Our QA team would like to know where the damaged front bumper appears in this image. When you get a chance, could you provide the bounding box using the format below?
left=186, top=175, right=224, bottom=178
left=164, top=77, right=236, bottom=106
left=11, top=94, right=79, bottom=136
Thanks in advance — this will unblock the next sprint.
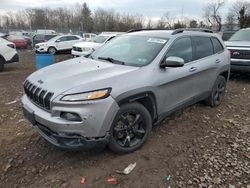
left=22, top=94, right=119, bottom=150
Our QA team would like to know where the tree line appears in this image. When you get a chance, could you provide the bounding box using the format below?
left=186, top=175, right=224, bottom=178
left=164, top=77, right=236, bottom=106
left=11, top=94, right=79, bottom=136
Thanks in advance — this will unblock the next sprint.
left=0, top=0, right=249, bottom=33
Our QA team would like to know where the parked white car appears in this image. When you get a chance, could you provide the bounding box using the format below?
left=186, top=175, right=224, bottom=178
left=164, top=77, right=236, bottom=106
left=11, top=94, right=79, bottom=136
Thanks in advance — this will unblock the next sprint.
left=35, top=29, right=57, bottom=35
left=0, top=37, right=19, bottom=71
left=71, top=32, right=123, bottom=57
left=35, top=35, right=82, bottom=54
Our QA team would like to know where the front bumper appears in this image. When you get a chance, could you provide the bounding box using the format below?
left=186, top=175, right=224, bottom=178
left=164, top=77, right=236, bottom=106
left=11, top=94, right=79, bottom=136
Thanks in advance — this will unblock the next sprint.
left=230, top=58, right=250, bottom=72
left=35, top=46, right=48, bottom=53
left=22, top=94, right=119, bottom=150
left=35, top=123, right=109, bottom=150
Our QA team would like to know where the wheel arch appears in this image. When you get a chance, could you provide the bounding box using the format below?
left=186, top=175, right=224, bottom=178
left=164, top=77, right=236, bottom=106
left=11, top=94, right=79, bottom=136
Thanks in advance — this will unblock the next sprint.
left=48, top=46, right=57, bottom=51
left=116, top=90, right=158, bottom=122
left=219, top=70, right=230, bottom=81
left=0, top=54, right=6, bottom=62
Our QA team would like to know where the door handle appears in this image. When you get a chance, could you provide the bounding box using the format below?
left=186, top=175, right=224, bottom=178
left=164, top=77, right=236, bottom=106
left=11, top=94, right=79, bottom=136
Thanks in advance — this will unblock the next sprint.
left=215, top=59, right=221, bottom=63
left=189, top=67, right=197, bottom=72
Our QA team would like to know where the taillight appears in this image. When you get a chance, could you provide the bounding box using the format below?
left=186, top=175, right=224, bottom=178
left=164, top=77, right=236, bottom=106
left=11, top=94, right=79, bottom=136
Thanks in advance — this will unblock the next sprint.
left=7, top=44, right=15, bottom=49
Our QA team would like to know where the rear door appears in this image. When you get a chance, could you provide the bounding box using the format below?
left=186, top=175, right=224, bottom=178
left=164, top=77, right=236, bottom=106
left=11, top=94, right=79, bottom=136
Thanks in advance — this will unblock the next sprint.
left=191, top=36, right=223, bottom=98
left=66, top=36, right=81, bottom=49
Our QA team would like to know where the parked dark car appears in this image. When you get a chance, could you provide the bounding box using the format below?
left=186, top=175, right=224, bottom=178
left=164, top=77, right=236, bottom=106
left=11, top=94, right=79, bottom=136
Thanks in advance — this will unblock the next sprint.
left=222, top=31, right=236, bottom=41
left=225, top=28, right=250, bottom=72
left=32, top=34, right=58, bottom=48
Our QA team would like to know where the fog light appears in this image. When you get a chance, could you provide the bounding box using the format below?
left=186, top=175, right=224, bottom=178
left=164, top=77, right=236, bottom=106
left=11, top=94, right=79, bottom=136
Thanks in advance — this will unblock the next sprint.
left=61, top=112, right=82, bottom=122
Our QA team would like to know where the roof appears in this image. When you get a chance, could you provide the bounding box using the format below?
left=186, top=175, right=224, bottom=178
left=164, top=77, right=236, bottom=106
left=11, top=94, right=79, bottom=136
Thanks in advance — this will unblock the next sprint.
left=126, top=29, right=218, bottom=39
left=241, top=27, right=250, bottom=30
left=100, top=32, right=125, bottom=37
left=127, top=30, right=173, bottom=39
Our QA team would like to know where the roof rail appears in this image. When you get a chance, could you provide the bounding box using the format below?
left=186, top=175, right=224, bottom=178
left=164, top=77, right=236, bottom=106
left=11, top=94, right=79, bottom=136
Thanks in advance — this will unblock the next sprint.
left=127, top=28, right=164, bottom=33
left=172, top=28, right=213, bottom=35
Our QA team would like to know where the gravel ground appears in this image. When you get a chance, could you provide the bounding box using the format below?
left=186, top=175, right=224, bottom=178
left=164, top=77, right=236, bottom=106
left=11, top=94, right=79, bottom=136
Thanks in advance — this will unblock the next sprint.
left=0, top=51, right=249, bottom=188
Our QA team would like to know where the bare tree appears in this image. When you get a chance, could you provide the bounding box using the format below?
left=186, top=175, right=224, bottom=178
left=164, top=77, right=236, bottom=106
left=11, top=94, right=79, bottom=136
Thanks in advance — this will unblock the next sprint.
left=230, top=0, right=250, bottom=19
left=157, top=12, right=175, bottom=29
left=189, top=20, right=198, bottom=28
left=203, top=0, right=225, bottom=31
left=225, top=12, right=235, bottom=30
left=230, top=0, right=250, bottom=28
left=146, top=18, right=153, bottom=29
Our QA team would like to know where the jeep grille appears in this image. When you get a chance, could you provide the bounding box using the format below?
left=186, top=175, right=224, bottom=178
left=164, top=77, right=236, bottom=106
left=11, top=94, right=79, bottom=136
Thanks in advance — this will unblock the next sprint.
left=23, top=80, right=54, bottom=111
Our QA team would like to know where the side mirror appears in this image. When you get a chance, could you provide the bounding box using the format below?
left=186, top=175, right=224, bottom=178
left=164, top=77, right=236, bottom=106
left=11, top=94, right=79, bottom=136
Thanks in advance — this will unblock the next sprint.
left=55, top=39, right=61, bottom=42
left=160, top=56, right=185, bottom=68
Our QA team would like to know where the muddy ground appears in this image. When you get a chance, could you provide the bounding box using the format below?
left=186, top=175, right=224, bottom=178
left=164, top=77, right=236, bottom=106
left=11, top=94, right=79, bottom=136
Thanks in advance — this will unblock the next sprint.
left=0, top=51, right=249, bottom=188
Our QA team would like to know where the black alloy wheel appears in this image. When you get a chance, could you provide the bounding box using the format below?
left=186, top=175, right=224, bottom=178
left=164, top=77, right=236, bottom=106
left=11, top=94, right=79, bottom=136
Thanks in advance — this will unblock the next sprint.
left=109, top=102, right=152, bottom=154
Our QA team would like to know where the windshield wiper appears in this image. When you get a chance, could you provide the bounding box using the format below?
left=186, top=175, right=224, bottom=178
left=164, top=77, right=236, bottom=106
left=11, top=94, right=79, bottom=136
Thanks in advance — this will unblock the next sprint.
left=98, top=57, right=125, bottom=65
left=85, top=54, right=93, bottom=59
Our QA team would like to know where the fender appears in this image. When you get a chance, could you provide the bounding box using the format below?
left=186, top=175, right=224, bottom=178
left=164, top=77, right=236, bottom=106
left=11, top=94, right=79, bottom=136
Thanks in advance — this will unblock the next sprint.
left=114, top=87, right=158, bottom=122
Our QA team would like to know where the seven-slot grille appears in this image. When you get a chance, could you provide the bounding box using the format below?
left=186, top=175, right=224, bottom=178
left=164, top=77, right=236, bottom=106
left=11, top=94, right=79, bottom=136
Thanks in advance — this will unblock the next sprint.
left=230, top=49, right=250, bottom=60
left=23, top=80, right=54, bottom=110
left=72, top=46, right=82, bottom=52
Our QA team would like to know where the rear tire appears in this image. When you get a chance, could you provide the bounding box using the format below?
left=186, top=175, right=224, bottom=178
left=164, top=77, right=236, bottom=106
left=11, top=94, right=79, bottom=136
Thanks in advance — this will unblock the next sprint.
left=205, top=75, right=227, bottom=107
left=48, top=47, right=56, bottom=55
left=0, top=57, right=5, bottom=72
left=108, top=102, right=152, bottom=154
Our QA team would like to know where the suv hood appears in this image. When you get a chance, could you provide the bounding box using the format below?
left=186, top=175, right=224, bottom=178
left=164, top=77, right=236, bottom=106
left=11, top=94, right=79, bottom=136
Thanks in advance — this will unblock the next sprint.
left=225, top=41, right=250, bottom=47
left=73, top=42, right=102, bottom=49
left=26, top=57, right=139, bottom=96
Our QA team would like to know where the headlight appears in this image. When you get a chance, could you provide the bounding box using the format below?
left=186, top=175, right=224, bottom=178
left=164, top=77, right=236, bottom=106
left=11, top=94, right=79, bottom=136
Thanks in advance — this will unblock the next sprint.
left=61, top=88, right=111, bottom=102
left=82, top=47, right=92, bottom=52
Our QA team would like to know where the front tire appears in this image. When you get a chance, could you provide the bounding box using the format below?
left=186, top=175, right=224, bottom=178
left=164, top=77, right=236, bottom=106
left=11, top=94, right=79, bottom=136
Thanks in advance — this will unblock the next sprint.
left=108, top=102, right=152, bottom=154
left=48, top=47, right=56, bottom=55
left=205, top=75, right=227, bottom=107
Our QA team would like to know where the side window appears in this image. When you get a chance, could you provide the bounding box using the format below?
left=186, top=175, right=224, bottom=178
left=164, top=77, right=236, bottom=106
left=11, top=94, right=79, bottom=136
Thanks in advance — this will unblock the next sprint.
left=193, top=37, right=213, bottom=60
left=67, top=36, right=79, bottom=41
left=211, top=37, right=224, bottom=53
left=85, top=34, right=90, bottom=38
left=166, top=37, right=193, bottom=63
left=59, top=36, right=68, bottom=42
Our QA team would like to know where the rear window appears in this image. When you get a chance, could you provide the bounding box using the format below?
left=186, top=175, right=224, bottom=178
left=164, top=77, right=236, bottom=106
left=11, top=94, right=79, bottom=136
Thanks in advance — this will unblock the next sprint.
left=193, top=37, right=213, bottom=60
left=34, top=35, right=44, bottom=40
left=85, top=34, right=90, bottom=38
left=211, top=38, right=224, bottom=53
left=45, top=35, right=57, bottom=40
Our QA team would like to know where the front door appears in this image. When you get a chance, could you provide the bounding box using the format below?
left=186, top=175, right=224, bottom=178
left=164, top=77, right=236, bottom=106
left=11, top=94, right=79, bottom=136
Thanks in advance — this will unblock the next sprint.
left=156, top=37, right=197, bottom=115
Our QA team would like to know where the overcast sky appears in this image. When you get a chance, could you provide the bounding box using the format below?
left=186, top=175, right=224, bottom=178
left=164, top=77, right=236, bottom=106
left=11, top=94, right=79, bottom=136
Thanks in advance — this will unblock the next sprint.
left=0, top=0, right=238, bottom=20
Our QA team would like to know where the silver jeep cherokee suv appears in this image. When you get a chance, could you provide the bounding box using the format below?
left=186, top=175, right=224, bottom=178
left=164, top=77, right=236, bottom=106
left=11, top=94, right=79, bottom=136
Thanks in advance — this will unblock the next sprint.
left=22, top=29, right=230, bottom=154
